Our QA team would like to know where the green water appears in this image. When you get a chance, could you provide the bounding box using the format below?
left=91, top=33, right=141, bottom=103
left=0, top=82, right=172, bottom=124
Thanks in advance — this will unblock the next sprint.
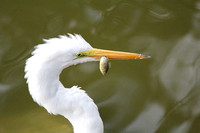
left=1, top=0, right=200, bottom=133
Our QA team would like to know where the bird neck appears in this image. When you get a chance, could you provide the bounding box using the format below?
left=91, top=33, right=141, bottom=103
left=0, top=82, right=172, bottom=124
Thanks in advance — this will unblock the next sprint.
left=27, top=60, right=62, bottom=107
left=26, top=59, right=104, bottom=133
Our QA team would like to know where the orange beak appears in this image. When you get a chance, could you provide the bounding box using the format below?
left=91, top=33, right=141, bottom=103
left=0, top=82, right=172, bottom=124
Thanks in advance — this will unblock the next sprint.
left=79, top=48, right=150, bottom=60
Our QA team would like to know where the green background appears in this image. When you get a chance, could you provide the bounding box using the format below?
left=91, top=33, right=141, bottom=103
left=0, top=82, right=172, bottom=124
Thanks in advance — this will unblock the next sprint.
left=0, top=0, right=200, bottom=133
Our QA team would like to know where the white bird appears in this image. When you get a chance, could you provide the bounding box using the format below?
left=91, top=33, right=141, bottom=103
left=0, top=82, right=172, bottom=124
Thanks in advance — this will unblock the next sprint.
left=24, top=34, right=150, bottom=133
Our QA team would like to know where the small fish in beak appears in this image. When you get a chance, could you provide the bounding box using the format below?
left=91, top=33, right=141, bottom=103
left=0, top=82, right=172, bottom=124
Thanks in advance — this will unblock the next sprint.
left=99, top=56, right=110, bottom=75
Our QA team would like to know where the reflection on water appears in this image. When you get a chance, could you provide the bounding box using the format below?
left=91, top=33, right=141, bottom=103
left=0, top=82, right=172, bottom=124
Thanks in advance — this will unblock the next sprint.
left=158, top=34, right=199, bottom=100
left=125, top=104, right=164, bottom=133
left=1, top=0, right=200, bottom=133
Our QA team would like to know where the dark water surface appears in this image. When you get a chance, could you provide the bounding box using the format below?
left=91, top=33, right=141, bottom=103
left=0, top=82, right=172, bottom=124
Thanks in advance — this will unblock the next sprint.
left=1, top=0, right=200, bottom=133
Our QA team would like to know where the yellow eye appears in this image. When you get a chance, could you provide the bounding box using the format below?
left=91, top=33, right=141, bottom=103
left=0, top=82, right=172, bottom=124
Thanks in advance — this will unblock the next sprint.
left=76, top=53, right=86, bottom=57
left=77, top=53, right=81, bottom=57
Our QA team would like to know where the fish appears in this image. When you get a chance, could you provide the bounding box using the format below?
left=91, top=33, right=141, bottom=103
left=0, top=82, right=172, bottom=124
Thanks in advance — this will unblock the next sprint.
left=99, top=56, right=110, bottom=75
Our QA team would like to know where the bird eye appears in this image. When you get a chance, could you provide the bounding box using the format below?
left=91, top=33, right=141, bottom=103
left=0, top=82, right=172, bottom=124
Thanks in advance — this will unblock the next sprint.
left=77, top=53, right=81, bottom=57
left=76, top=53, right=85, bottom=57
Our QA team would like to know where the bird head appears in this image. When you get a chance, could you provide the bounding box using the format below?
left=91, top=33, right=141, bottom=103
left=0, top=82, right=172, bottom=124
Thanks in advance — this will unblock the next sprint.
left=29, top=34, right=150, bottom=71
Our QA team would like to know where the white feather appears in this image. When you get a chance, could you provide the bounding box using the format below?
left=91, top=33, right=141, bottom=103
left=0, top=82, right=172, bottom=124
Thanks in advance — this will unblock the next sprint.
left=24, top=34, right=103, bottom=133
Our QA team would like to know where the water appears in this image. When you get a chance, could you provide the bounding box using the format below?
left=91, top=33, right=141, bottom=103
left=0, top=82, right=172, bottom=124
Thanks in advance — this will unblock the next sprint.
left=0, top=0, right=200, bottom=133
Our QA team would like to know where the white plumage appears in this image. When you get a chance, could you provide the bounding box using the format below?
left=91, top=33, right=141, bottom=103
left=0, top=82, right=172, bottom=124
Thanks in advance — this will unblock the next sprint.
left=25, top=34, right=103, bottom=133
left=24, top=33, right=150, bottom=133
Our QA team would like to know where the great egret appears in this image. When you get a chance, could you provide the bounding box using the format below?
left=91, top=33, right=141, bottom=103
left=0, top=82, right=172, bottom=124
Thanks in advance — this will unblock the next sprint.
left=24, top=34, right=150, bottom=133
